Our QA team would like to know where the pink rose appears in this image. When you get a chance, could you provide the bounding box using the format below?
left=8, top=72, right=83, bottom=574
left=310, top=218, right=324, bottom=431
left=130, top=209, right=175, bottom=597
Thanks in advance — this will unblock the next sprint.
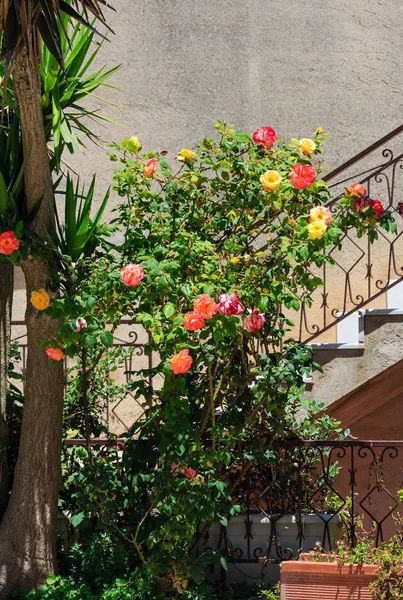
left=252, top=127, right=277, bottom=150
left=120, top=264, right=144, bottom=287
left=242, top=309, right=265, bottom=333
left=290, top=163, right=316, bottom=190
left=218, top=292, right=244, bottom=316
left=75, top=317, right=88, bottom=332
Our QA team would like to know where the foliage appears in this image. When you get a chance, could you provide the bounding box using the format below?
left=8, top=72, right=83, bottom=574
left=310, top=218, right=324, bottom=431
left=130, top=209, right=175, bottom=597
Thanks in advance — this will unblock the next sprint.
left=32, top=122, right=396, bottom=595
left=51, top=174, right=111, bottom=268
left=258, top=584, right=280, bottom=600
left=39, top=15, right=121, bottom=170
left=0, top=0, right=111, bottom=74
left=0, top=14, right=121, bottom=172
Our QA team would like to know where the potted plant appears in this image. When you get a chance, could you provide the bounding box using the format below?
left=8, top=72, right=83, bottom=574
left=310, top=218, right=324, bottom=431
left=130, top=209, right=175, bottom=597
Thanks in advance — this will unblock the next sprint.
left=280, top=534, right=403, bottom=600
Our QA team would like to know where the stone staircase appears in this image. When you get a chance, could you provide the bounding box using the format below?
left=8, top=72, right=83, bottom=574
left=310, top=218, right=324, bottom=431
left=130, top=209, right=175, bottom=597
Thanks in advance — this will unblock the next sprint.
left=305, top=306, right=403, bottom=413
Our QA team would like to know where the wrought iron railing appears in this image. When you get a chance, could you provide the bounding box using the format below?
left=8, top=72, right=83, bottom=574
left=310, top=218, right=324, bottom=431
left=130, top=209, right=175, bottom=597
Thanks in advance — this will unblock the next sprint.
left=194, top=439, right=403, bottom=580
left=297, top=125, right=403, bottom=342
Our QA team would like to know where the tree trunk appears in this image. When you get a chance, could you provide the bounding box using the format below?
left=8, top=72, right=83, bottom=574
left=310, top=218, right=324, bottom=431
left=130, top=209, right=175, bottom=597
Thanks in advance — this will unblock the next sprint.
left=0, top=262, right=13, bottom=518
left=0, top=47, right=64, bottom=596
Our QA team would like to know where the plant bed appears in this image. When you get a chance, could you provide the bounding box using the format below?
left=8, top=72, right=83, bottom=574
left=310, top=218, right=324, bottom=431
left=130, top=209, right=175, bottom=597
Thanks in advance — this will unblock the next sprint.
left=280, top=553, right=379, bottom=600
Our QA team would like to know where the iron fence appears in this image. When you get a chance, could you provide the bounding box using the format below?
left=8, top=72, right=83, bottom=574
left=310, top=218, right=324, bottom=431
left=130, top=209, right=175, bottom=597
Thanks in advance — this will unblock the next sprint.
left=195, top=440, right=403, bottom=571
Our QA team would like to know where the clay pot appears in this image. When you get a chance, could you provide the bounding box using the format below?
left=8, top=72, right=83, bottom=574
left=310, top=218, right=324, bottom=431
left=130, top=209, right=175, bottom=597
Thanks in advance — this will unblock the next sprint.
left=280, top=553, right=379, bottom=600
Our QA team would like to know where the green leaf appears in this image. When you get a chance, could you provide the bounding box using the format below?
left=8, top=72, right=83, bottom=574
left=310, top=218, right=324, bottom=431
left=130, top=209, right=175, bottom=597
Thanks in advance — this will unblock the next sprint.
left=86, top=296, right=96, bottom=309
left=0, top=171, right=9, bottom=218
left=220, top=556, right=228, bottom=571
left=70, top=512, right=86, bottom=528
left=163, top=303, right=176, bottom=319
left=100, top=330, right=113, bottom=347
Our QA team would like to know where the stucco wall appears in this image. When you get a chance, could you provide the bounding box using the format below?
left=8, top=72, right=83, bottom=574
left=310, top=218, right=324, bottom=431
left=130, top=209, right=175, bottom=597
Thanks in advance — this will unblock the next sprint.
left=67, top=0, right=403, bottom=195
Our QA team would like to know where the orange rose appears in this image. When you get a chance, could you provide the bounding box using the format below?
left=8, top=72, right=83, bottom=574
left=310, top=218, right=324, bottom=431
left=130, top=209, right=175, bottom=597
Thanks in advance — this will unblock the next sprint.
left=193, top=294, right=219, bottom=319
left=144, top=158, right=158, bottom=178
left=170, top=349, right=193, bottom=374
left=183, top=311, right=205, bottom=331
left=0, top=231, right=20, bottom=256
left=345, top=182, right=366, bottom=198
left=46, top=345, right=65, bottom=361
left=290, top=164, right=316, bottom=190
left=30, top=289, right=50, bottom=311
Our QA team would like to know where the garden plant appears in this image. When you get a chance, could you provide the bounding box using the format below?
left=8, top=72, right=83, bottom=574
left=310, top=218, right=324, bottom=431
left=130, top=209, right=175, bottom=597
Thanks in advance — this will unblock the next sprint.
left=2, top=123, right=393, bottom=597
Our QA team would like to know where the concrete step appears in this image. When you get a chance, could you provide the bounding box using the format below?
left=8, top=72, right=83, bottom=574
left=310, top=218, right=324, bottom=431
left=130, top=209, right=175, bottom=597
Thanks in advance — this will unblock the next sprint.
left=305, top=309, right=403, bottom=411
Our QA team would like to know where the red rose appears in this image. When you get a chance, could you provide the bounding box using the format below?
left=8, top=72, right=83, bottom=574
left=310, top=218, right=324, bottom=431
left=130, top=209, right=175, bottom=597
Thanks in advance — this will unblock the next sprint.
left=0, top=231, right=20, bottom=256
left=183, top=467, right=198, bottom=482
left=371, top=199, right=384, bottom=218
left=290, top=163, right=316, bottom=190
left=183, top=311, right=205, bottom=331
left=252, top=127, right=277, bottom=150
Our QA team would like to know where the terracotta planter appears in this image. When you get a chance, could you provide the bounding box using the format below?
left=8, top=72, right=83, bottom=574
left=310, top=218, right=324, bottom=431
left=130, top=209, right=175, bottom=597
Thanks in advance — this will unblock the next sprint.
left=280, top=553, right=379, bottom=600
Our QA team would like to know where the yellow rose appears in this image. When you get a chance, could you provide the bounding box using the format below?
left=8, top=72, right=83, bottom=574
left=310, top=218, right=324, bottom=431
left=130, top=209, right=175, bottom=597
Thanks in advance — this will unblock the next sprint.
left=260, top=170, right=282, bottom=191
left=230, top=257, right=239, bottom=264
left=178, top=148, right=196, bottom=161
left=308, top=220, right=327, bottom=240
left=298, top=138, right=316, bottom=156
left=129, top=136, right=141, bottom=152
left=316, top=127, right=324, bottom=134
left=30, top=289, right=50, bottom=311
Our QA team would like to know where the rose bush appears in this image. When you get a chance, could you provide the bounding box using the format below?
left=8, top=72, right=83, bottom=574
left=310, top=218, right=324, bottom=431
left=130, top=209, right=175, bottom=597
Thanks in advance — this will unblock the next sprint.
left=39, top=122, right=395, bottom=595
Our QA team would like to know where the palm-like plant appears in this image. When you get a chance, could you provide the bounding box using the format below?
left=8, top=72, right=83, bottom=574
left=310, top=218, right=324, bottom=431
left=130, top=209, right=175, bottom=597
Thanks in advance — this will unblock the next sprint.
left=0, top=1, right=116, bottom=596
left=1, top=0, right=113, bottom=71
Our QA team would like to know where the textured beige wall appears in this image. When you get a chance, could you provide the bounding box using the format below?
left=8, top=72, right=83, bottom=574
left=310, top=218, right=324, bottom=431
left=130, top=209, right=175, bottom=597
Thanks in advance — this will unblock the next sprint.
left=66, top=0, right=403, bottom=198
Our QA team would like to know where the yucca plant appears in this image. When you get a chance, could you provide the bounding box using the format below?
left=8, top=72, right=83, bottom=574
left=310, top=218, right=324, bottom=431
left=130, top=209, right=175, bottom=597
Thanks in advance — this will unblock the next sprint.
left=52, top=174, right=110, bottom=261
left=1, top=0, right=112, bottom=72
left=0, top=111, right=25, bottom=229
left=1, top=15, right=121, bottom=172
left=0, top=1, right=116, bottom=594
left=40, top=13, right=121, bottom=170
